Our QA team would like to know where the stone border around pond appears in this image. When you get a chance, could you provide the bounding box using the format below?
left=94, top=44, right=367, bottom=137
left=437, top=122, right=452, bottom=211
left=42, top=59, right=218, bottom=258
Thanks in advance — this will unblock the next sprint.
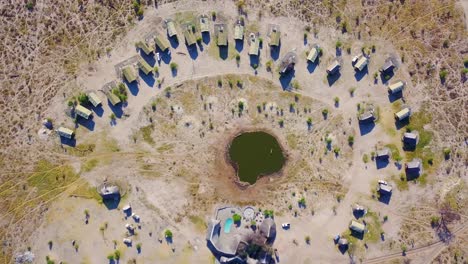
left=224, top=126, right=289, bottom=189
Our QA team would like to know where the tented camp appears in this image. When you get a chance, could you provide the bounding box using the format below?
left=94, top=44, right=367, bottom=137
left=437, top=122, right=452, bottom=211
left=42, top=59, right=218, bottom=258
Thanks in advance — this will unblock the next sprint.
left=248, top=33, right=260, bottom=56
left=217, top=25, right=228, bottom=46
left=349, top=220, right=365, bottom=234
left=358, top=110, right=375, bottom=123
left=138, top=59, right=153, bottom=75
left=279, top=52, right=297, bottom=74
left=270, top=27, right=280, bottom=47
left=234, top=22, right=244, bottom=40
left=136, top=41, right=154, bottom=55
left=166, top=20, right=177, bottom=38
left=326, top=60, right=341, bottom=75
left=200, top=16, right=210, bottom=33
left=75, top=105, right=92, bottom=119
left=122, top=66, right=137, bottom=83
left=155, top=35, right=170, bottom=52
left=379, top=183, right=393, bottom=194
left=394, top=107, right=411, bottom=121
left=88, top=92, right=102, bottom=107
left=405, top=159, right=422, bottom=176
left=107, top=92, right=121, bottom=106
left=354, top=56, right=369, bottom=71
left=307, top=45, right=319, bottom=63
left=380, top=59, right=395, bottom=73
left=183, top=25, right=196, bottom=46
left=388, top=81, right=405, bottom=94
left=403, top=132, right=419, bottom=146
left=376, top=148, right=390, bottom=160
left=57, top=127, right=74, bottom=139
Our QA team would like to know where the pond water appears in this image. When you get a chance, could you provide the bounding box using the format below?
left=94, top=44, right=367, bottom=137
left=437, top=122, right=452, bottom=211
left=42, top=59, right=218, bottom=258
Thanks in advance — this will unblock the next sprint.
left=228, top=131, right=285, bottom=184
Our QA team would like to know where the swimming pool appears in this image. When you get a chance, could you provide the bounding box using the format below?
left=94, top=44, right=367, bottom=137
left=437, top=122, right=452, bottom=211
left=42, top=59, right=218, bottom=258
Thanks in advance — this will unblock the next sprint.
left=224, top=218, right=233, bottom=233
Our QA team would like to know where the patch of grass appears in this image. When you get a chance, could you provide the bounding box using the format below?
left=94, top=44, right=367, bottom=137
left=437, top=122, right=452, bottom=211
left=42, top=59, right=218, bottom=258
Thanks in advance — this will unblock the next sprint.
left=82, top=159, right=99, bottom=172
left=157, top=143, right=174, bottom=153
left=189, top=215, right=207, bottom=232
left=69, top=143, right=96, bottom=157
left=140, top=125, right=155, bottom=145
left=70, top=182, right=102, bottom=202
left=391, top=174, right=408, bottom=191
left=385, top=144, right=402, bottom=161
left=28, top=160, right=80, bottom=198
left=364, top=211, right=383, bottom=243
left=286, top=134, right=298, bottom=149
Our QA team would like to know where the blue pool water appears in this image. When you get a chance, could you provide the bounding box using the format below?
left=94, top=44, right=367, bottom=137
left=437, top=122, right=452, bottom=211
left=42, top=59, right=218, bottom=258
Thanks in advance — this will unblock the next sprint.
left=224, top=218, right=233, bottom=233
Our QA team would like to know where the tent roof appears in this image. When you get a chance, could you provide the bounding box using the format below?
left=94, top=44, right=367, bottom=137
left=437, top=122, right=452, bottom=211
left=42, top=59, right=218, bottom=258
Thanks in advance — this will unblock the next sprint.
left=123, top=66, right=137, bottom=83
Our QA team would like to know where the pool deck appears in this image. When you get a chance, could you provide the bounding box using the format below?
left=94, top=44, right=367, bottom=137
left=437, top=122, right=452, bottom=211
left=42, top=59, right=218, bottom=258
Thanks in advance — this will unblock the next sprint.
left=207, top=205, right=267, bottom=259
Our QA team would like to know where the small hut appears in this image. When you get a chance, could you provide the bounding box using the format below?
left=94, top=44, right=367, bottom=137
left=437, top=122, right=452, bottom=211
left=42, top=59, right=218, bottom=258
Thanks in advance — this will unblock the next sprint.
left=57, top=127, right=74, bottom=139
left=88, top=92, right=102, bottom=107
left=98, top=183, right=120, bottom=201
left=234, top=21, right=244, bottom=40
left=307, top=45, right=319, bottom=63
left=166, top=20, right=177, bottom=38
left=248, top=33, right=260, bottom=56
left=326, top=60, right=341, bottom=75
left=155, top=35, right=170, bottom=52
left=376, top=148, right=391, bottom=160
left=394, top=107, right=411, bottom=121
left=75, top=105, right=92, bottom=119
left=122, top=66, right=137, bottom=83
left=388, top=80, right=405, bottom=94
left=269, top=27, right=280, bottom=47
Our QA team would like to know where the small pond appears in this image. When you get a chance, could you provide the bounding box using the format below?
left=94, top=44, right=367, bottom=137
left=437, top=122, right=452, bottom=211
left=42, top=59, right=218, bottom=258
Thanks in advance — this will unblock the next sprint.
left=228, top=131, right=285, bottom=184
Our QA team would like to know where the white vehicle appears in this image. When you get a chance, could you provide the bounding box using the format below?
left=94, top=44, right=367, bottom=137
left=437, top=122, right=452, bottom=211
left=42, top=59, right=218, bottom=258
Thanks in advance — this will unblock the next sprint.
left=125, top=223, right=135, bottom=231
left=281, top=223, right=290, bottom=229
left=122, top=205, right=131, bottom=212
left=123, top=238, right=132, bottom=244
left=156, top=52, right=161, bottom=62
left=378, top=180, right=388, bottom=186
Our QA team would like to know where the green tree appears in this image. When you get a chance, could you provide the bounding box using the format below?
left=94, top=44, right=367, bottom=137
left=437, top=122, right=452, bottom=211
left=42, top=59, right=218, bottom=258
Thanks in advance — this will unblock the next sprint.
left=165, top=229, right=173, bottom=239
left=233, top=214, right=242, bottom=223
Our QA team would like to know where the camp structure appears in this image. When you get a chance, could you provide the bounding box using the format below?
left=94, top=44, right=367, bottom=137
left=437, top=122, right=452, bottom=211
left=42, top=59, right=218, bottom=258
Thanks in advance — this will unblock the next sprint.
left=279, top=51, right=297, bottom=74
left=122, top=66, right=137, bottom=83
left=103, top=81, right=121, bottom=106
left=403, top=131, right=419, bottom=146
left=88, top=92, right=102, bottom=107
left=154, top=35, right=170, bottom=52
left=137, top=58, right=153, bottom=75
left=405, top=158, right=422, bottom=176
left=378, top=183, right=393, bottom=194
left=307, top=45, right=319, bottom=63
left=182, top=24, right=196, bottom=46
left=98, top=182, right=120, bottom=201
left=349, top=220, right=365, bottom=234
left=234, top=21, right=244, bottom=40
left=269, top=26, right=280, bottom=47
left=200, top=16, right=210, bottom=33
left=136, top=40, right=154, bottom=55
left=326, top=60, right=341, bottom=75
left=358, top=110, right=375, bottom=123
left=388, top=80, right=406, bottom=94
left=394, top=107, right=411, bottom=121
left=376, top=148, right=390, bottom=160
left=380, top=59, right=395, bottom=73
left=248, top=33, right=260, bottom=56
left=75, top=105, right=92, bottom=119
left=354, top=55, right=369, bottom=71
left=57, top=127, right=74, bottom=139
left=165, top=19, right=177, bottom=38
left=216, top=24, right=228, bottom=46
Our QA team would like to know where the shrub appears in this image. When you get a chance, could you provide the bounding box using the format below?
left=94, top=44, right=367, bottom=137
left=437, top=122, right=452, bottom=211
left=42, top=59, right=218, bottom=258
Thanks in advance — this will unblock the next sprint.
left=430, top=216, right=440, bottom=227
left=333, top=147, right=340, bottom=154
left=211, top=11, right=216, bottom=20
left=464, top=58, right=468, bottom=67
left=170, top=62, right=178, bottom=71
left=334, top=97, right=339, bottom=104
left=362, top=154, right=369, bottom=163
left=109, top=113, right=116, bottom=120
left=114, top=250, right=121, bottom=260
left=443, top=148, right=451, bottom=159
left=217, top=79, right=222, bottom=86
left=322, top=108, right=329, bottom=116
left=305, top=236, right=311, bottom=244
left=305, top=25, right=311, bottom=32
left=232, top=214, right=241, bottom=223
left=349, top=87, right=356, bottom=96
left=264, top=210, right=274, bottom=218
left=443, top=39, right=449, bottom=48
left=235, top=54, right=241, bottom=61
left=439, top=69, right=448, bottom=80
left=266, top=60, right=272, bottom=71
left=298, top=197, right=306, bottom=206
left=153, top=66, right=159, bottom=73
left=278, top=119, right=284, bottom=127
left=303, top=32, right=308, bottom=39
left=307, top=118, right=312, bottom=126
left=325, top=137, right=332, bottom=145
left=77, top=93, right=89, bottom=105
left=107, top=254, right=115, bottom=260
left=238, top=101, right=244, bottom=111
left=347, top=135, right=354, bottom=146
left=136, top=243, right=142, bottom=251
left=26, top=1, right=34, bottom=10
left=165, top=229, right=173, bottom=239
left=335, top=40, right=342, bottom=49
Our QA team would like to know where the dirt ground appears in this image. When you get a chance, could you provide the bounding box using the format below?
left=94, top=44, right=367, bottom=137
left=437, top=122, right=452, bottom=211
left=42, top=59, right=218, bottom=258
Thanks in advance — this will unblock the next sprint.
left=3, top=1, right=467, bottom=264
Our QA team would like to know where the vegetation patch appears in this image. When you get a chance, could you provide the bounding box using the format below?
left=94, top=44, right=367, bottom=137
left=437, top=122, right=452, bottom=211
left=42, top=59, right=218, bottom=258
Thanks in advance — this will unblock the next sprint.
left=140, top=125, right=155, bottom=145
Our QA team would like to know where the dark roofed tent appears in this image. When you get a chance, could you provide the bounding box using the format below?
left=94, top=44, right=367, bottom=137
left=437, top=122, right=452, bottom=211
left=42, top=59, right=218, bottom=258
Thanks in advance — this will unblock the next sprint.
left=358, top=111, right=375, bottom=123
left=376, top=148, right=390, bottom=159
left=403, top=132, right=419, bottom=145
left=107, top=92, right=121, bottom=106
left=380, top=60, right=395, bottom=73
